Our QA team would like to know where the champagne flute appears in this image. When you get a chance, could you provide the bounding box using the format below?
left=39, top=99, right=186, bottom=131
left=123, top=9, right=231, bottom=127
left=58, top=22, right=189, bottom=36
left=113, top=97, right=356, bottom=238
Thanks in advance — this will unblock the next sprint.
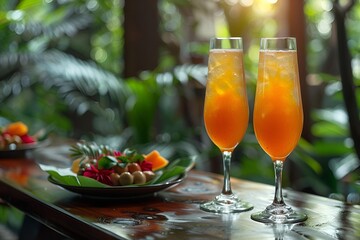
left=251, top=37, right=307, bottom=223
left=200, top=37, right=253, bottom=213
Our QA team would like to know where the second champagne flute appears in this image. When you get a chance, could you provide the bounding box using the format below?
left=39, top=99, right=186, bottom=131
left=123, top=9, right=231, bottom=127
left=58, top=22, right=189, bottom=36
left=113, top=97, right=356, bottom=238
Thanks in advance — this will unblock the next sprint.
left=251, top=37, right=307, bottom=223
left=200, top=37, right=253, bottom=213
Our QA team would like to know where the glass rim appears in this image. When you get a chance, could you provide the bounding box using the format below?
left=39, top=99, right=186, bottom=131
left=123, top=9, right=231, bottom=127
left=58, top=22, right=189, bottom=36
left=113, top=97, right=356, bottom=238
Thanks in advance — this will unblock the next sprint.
left=260, top=37, right=296, bottom=41
left=260, top=37, right=297, bottom=50
left=211, top=37, right=243, bottom=40
left=210, top=37, right=243, bottom=50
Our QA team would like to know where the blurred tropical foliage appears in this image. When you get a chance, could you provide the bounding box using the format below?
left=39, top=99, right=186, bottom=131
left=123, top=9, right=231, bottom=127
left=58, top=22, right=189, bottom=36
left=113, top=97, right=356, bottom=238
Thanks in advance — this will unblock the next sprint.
left=0, top=0, right=359, bottom=206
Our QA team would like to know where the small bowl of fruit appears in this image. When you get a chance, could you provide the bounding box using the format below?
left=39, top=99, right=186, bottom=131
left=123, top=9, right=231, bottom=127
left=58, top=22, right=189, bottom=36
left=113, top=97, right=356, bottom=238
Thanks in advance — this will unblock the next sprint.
left=0, top=121, right=47, bottom=158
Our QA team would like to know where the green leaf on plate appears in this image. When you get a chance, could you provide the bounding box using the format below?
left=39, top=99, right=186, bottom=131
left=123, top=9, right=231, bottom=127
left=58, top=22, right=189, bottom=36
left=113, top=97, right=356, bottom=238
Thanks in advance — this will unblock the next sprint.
left=98, top=155, right=118, bottom=169
left=152, top=166, right=186, bottom=184
left=46, top=170, right=108, bottom=187
left=165, top=156, right=196, bottom=172
left=117, top=148, right=145, bottom=163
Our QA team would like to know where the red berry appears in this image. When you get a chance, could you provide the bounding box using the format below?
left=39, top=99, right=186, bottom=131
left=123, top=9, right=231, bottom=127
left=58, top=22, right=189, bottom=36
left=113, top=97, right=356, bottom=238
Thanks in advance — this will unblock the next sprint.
left=20, top=134, right=36, bottom=144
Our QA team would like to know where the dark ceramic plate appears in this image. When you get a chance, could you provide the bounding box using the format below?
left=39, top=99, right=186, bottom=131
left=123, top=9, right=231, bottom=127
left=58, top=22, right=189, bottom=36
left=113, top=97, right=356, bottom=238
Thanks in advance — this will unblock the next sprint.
left=0, top=139, right=50, bottom=158
left=48, top=174, right=186, bottom=199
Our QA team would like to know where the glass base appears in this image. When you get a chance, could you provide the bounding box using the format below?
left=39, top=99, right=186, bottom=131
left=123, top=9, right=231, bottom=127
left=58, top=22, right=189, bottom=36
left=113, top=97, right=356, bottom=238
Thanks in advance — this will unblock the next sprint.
left=251, top=203, right=307, bottom=224
left=200, top=193, right=253, bottom=213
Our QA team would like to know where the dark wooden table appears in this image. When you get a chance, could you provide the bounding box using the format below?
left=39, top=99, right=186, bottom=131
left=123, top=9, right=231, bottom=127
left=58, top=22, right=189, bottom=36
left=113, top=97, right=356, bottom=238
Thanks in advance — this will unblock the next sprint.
left=0, top=143, right=359, bottom=240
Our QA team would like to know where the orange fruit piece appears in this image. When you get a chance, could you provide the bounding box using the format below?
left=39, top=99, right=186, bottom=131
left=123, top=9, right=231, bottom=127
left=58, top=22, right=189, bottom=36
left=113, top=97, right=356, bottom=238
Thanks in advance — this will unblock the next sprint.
left=144, top=150, right=169, bottom=171
left=5, top=122, right=28, bottom=136
left=71, top=158, right=81, bottom=174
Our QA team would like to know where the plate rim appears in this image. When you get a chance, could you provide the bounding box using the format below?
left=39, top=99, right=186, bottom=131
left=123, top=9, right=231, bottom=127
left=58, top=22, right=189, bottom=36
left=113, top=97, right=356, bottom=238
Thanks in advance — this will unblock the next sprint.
left=0, top=138, right=50, bottom=151
left=47, top=173, right=186, bottom=198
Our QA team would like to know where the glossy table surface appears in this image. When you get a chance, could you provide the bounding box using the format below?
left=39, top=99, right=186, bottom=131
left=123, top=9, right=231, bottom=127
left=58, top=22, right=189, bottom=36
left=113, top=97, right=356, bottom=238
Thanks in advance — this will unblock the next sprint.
left=0, top=143, right=359, bottom=240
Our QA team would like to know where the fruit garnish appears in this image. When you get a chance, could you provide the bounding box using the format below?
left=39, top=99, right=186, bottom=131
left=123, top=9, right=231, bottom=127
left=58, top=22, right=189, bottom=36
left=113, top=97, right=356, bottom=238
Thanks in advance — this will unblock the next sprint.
left=71, top=158, right=82, bottom=174
left=0, top=121, right=39, bottom=149
left=20, top=134, right=36, bottom=144
left=4, top=122, right=28, bottom=136
left=69, top=141, right=115, bottom=161
left=144, top=150, right=169, bottom=171
left=69, top=141, right=169, bottom=186
left=83, top=164, right=114, bottom=186
left=139, top=161, right=152, bottom=171
left=41, top=155, right=195, bottom=189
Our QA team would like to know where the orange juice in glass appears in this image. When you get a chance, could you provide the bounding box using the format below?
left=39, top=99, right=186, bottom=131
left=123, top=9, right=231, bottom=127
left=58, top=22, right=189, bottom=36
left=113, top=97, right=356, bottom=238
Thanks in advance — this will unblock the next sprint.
left=254, top=50, right=303, bottom=161
left=204, top=50, right=249, bottom=152
left=251, top=37, right=307, bottom=223
left=200, top=37, right=253, bottom=213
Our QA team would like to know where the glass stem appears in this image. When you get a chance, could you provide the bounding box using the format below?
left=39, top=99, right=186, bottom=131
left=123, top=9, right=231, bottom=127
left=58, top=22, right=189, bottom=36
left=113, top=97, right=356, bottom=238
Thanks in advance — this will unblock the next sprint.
left=221, top=151, right=233, bottom=195
left=272, top=160, right=285, bottom=205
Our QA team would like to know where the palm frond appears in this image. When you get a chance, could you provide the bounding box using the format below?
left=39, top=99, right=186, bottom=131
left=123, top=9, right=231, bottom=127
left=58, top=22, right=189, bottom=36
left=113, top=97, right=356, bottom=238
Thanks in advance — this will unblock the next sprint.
left=33, top=50, right=128, bottom=115
left=23, top=10, right=92, bottom=40
left=69, top=141, right=115, bottom=160
left=0, top=49, right=129, bottom=136
left=4, top=0, right=93, bottom=41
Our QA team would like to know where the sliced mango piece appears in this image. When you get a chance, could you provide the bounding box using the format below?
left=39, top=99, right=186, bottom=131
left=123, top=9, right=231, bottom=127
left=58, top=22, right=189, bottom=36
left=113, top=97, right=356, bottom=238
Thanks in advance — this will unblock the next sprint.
left=144, top=150, right=169, bottom=171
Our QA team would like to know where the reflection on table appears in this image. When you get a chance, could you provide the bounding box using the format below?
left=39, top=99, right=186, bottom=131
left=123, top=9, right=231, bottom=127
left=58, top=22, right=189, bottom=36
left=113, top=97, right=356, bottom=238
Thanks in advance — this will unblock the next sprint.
left=0, top=143, right=359, bottom=239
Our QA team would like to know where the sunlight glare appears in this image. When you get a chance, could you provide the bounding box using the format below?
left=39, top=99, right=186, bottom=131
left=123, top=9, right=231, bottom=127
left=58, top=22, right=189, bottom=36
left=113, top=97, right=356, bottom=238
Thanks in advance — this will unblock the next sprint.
left=86, top=0, right=99, bottom=11
left=253, top=0, right=278, bottom=15
left=317, top=19, right=331, bottom=36
left=352, top=57, right=360, bottom=79
left=266, top=0, right=278, bottom=4
left=225, top=0, right=238, bottom=6
left=6, top=10, right=24, bottom=21
left=93, top=48, right=108, bottom=63
left=320, top=0, right=333, bottom=11
left=240, top=0, right=254, bottom=7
